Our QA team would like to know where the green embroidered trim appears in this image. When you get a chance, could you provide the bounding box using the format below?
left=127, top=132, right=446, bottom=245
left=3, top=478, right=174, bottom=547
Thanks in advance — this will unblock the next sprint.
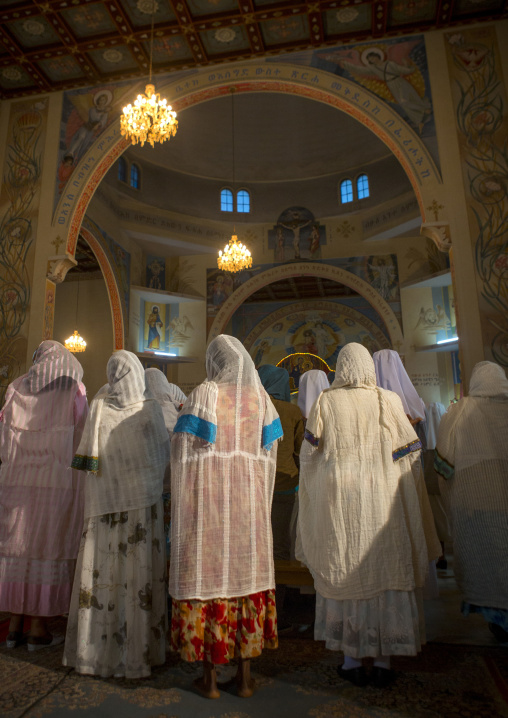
left=434, top=448, right=454, bottom=480
left=72, top=454, right=99, bottom=472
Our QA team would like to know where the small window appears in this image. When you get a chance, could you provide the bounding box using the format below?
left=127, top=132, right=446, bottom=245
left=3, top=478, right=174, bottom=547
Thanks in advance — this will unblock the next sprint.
left=118, top=156, right=127, bottom=183
left=237, top=189, right=250, bottom=213
left=357, top=173, right=370, bottom=199
left=130, top=162, right=140, bottom=189
left=221, top=188, right=233, bottom=212
left=340, top=178, right=353, bottom=204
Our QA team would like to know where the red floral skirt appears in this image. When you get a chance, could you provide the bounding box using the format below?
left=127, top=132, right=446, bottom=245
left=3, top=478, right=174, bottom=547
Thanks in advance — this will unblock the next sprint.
left=171, top=589, right=278, bottom=664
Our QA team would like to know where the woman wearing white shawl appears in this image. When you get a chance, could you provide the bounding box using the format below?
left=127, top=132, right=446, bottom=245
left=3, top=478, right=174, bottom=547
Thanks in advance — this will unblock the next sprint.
left=297, top=343, right=440, bottom=687
left=434, top=361, right=508, bottom=642
left=0, top=341, right=88, bottom=649
left=170, top=335, right=282, bottom=699
left=63, top=351, right=170, bottom=678
left=373, top=349, right=426, bottom=423
left=145, top=368, right=187, bottom=559
left=298, top=369, right=330, bottom=419
left=424, top=402, right=451, bottom=566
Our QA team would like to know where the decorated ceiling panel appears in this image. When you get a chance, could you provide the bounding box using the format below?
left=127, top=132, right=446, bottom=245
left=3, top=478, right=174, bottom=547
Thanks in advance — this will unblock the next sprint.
left=0, top=0, right=505, bottom=99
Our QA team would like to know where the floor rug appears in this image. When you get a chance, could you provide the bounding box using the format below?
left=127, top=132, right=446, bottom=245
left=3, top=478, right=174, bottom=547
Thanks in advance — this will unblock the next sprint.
left=1, top=617, right=507, bottom=718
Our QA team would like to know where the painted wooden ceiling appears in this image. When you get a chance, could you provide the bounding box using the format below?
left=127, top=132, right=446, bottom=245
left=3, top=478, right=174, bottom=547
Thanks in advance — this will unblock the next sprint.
left=0, top=0, right=506, bottom=99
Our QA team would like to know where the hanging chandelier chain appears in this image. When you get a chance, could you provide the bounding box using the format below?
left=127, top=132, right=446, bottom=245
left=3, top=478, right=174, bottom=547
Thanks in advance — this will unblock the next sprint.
left=149, top=0, right=155, bottom=85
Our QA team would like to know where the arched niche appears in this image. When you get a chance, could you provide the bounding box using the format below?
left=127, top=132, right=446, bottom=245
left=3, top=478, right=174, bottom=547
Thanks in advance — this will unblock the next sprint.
left=208, top=262, right=404, bottom=349
left=50, top=62, right=442, bottom=259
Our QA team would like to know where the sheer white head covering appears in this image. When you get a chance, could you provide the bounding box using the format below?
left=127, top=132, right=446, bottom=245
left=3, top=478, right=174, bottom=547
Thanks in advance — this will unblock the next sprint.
left=28, top=340, right=83, bottom=393
left=145, top=368, right=186, bottom=433
left=73, top=351, right=147, bottom=474
left=175, top=334, right=282, bottom=449
left=298, top=369, right=329, bottom=418
left=425, top=402, right=446, bottom=450
left=469, top=361, right=508, bottom=399
left=373, top=349, right=426, bottom=420
left=73, top=350, right=170, bottom=516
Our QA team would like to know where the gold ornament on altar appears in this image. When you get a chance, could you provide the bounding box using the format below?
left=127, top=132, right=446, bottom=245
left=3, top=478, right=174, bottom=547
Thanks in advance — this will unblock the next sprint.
left=217, top=234, right=252, bottom=273
left=65, top=329, right=86, bottom=353
left=120, top=1, right=178, bottom=147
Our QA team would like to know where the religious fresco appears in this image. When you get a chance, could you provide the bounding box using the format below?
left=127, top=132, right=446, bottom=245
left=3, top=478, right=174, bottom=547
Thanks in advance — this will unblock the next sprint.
left=308, top=34, right=439, bottom=167
left=144, top=302, right=166, bottom=351
left=239, top=299, right=391, bottom=371
left=277, top=353, right=333, bottom=394
left=207, top=254, right=401, bottom=325
left=445, top=25, right=508, bottom=367
left=268, top=207, right=326, bottom=262
left=0, top=97, right=49, bottom=405
left=146, top=255, right=166, bottom=291
left=54, top=81, right=135, bottom=207
left=413, top=286, right=456, bottom=343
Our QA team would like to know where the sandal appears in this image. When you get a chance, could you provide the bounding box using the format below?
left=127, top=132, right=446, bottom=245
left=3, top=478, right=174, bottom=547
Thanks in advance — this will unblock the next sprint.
left=6, top=631, right=25, bottom=649
left=27, top=633, right=65, bottom=652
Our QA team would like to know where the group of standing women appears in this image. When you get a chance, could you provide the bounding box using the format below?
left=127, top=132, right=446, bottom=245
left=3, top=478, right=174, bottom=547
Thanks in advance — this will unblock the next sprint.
left=0, top=336, right=506, bottom=699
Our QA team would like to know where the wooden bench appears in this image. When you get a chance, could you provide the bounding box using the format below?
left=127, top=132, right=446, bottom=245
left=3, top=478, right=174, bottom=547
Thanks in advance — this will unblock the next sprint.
left=274, top=560, right=314, bottom=586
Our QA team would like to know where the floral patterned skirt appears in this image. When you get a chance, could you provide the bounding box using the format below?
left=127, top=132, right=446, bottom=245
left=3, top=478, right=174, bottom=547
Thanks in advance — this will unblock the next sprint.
left=171, top=589, right=278, bottom=664
left=63, top=500, right=167, bottom=679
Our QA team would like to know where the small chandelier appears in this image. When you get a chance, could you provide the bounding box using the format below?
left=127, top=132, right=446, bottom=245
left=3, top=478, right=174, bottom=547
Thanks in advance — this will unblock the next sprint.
left=217, top=89, right=252, bottom=273
left=218, top=234, right=252, bottom=273
left=120, top=2, right=178, bottom=147
left=64, top=277, right=86, bottom=353
left=65, top=330, right=87, bottom=353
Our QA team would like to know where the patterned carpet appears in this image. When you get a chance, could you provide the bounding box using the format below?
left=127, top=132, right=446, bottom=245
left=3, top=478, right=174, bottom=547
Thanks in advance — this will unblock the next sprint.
left=1, top=617, right=507, bottom=718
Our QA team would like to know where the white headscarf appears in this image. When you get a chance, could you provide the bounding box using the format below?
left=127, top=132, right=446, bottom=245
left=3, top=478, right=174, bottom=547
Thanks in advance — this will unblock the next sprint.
left=373, top=349, right=426, bottom=421
left=469, top=361, right=508, bottom=399
left=298, top=369, right=329, bottom=419
left=145, top=368, right=186, bottom=434
left=175, top=334, right=282, bottom=449
left=73, top=351, right=170, bottom=517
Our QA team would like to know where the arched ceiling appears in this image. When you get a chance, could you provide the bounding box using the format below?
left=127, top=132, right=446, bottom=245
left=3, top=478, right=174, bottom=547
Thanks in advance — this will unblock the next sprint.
left=126, top=91, right=392, bottom=183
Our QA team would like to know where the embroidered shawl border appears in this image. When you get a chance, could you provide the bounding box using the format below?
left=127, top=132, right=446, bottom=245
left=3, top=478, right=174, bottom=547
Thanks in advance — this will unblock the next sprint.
left=434, top=448, right=454, bottom=480
left=173, top=413, right=217, bottom=443
left=392, top=439, right=422, bottom=462
left=262, top=417, right=283, bottom=450
left=72, top=453, right=99, bottom=473
left=304, top=429, right=319, bottom=447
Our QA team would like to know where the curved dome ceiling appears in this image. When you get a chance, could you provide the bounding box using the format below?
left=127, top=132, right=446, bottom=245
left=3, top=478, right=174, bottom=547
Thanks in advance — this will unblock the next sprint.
left=127, top=92, right=392, bottom=184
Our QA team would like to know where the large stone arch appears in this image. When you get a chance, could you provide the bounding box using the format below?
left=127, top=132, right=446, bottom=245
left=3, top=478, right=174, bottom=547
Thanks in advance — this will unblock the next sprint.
left=50, top=62, right=442, bottom=258
left=208, top=262, right=404, bottom=348
left=76, top=226, right=124, bottom=351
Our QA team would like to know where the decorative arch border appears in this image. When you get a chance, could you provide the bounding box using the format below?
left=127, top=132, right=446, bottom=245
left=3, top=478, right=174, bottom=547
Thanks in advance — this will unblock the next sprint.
left=208, top=262, right=404, bottom=348
left=52, top=63, right=442, bottom=258
left=79, top=225, right=124, bottom=351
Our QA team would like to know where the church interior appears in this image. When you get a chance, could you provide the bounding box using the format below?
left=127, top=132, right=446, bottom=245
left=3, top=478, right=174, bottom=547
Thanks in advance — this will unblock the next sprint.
left=0, top=0, right=507, bottom=715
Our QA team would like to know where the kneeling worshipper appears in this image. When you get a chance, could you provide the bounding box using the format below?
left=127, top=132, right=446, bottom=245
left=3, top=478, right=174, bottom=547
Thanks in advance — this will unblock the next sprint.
left=297, top=343, right=441, bottom=688
left=145, top=368, right=187, bottom=559
left=0, top=341, right=88, bottom=650
left=434, top=361, right=508, bottom=643
left=298, top=369, right=330, bottom=421
left=424, top=402, right=451, bottom=569
left=63, top=350, right=170, bottom=678
left=258, top=364, right=304, bottom=629
left=170, top=335, right=282, bottom=699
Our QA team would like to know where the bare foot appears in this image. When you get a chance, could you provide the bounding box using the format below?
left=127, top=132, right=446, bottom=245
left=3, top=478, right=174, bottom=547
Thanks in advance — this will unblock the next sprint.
left=237, top=676, right=256, bottom=698
left=193, top=676, right=220, bottom=700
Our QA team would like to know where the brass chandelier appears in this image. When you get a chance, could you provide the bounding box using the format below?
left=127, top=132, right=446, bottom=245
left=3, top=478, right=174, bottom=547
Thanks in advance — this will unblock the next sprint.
left=64, top=280, right=86, bottom=353
left=217, top=90, right=252, bottom=274
left=120, top=2, right=178, bottom=148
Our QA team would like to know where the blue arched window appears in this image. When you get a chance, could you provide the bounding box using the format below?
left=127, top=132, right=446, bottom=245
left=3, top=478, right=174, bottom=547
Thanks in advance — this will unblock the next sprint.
left=340, top=178, right=353, bottom=204
left=357, top=173, right=370, bottom=199
left=236, top=189, right=250, bottom=213
left=118, top=156, right=127, bottom=182
left=130, top=162, right=140, bottom=189
left=221, top=188, right=233, bottom=212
